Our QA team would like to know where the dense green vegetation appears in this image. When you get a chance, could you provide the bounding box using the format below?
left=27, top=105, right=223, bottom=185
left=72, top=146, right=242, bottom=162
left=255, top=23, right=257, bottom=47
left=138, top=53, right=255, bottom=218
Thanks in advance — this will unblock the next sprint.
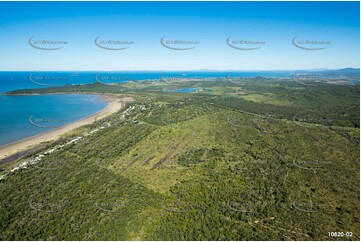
left=1, top=77, right=359, bottom=240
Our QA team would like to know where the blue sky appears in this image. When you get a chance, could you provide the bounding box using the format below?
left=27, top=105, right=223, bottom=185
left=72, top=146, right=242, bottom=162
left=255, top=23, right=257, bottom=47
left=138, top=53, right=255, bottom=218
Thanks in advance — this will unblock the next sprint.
left=0, top=1, right=359, bottom=71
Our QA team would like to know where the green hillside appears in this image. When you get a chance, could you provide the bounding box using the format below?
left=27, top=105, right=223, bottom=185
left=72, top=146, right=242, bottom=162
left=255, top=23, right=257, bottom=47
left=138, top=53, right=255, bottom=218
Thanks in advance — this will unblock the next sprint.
left=1, top=78, right=359, bottom=240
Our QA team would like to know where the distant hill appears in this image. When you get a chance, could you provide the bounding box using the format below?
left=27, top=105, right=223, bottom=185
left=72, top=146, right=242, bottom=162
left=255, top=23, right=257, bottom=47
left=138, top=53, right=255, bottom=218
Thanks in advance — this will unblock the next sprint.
left=322, top=68, right=360, bottom=75
left=294, top=68, right=359, bottom=77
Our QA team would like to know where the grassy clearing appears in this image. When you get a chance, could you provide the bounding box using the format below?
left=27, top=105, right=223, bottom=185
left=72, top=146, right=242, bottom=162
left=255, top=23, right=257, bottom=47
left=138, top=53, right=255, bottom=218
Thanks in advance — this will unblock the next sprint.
left=1, top=78, right=359, bottom=240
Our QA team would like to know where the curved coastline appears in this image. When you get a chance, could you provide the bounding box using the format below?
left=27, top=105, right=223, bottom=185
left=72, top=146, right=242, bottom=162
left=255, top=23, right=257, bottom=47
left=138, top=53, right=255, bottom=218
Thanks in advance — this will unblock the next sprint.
left=0, top=94, right=133, bottom=161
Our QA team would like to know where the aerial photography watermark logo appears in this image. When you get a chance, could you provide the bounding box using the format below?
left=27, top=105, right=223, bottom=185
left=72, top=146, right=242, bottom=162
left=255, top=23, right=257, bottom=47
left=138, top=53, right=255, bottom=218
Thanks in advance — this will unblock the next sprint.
left=292, top=199, right=320, bottom=213
left=94, top=197, right=127, bottom=213
left=95, top=73, right=132, bottom=85
left=28, top=114, right=68, bottom=129
left=32, top=157, right=75, bottom=171
left=226, top=73, right=264, bottom=81
left=94, top=37, right=134, bottom=50
left=225, top=189, right=286, bottom=215
left=292, top=36, right=331, bottom=51
left=292, top=158, right=332, bottom=170
left=292, top=198, right=333, bottom=213
left=160, top=112, right=177, bottom=125
left=292, top=114, right=312, bottom=128
left=159, top=73, right=186, bottom=81
left=291, top=73, right=320, bottom=86
left=94, top=158, right=116, bottom=170
left=226, top=36, right=266, bottom=50
left=29, top=198, right=66, bottom=213
left=28, top=73, right=68, bottom=86
left=161, top=199, right=194, bottom=213
left=28, top=36, right=68, bottom=50
left=226, top=158, right=267, bottom=171
left=226, top=116, right=253, bottom=129
left=160, top=36, right=199, bottom=50
left=292, top=113, right=331, bottom=128
left=226, top=200, right=254, bottom=213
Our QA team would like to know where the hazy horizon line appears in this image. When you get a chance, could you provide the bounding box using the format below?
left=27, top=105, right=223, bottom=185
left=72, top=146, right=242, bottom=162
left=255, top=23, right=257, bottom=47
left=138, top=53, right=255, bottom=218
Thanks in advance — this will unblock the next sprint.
left=0, top=67, right=359, bottom=72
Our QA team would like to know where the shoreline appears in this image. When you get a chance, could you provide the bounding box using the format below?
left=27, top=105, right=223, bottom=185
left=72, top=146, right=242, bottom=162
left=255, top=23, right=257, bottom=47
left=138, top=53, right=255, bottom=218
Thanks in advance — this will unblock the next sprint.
left=0, top=94, right=134, bottom=162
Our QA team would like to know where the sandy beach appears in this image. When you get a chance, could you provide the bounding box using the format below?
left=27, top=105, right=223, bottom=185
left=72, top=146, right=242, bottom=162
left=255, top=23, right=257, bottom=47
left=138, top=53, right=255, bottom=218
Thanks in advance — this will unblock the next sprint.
left=0, top=95, right=134, bottom=161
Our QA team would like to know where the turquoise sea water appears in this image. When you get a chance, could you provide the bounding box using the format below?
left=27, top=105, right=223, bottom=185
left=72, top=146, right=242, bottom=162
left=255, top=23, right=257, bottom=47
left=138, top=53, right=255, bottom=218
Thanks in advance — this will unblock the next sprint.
left=0, top=94, right=106, bottom=146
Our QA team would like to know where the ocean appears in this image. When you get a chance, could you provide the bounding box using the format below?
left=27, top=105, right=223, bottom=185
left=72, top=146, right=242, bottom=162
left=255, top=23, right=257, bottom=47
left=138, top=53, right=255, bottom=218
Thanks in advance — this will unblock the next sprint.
left=0, top=94, right=106, bottom=146
left=0, top=71, right=293, bottom=93
left=0, top=71, right=292, bottom=146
